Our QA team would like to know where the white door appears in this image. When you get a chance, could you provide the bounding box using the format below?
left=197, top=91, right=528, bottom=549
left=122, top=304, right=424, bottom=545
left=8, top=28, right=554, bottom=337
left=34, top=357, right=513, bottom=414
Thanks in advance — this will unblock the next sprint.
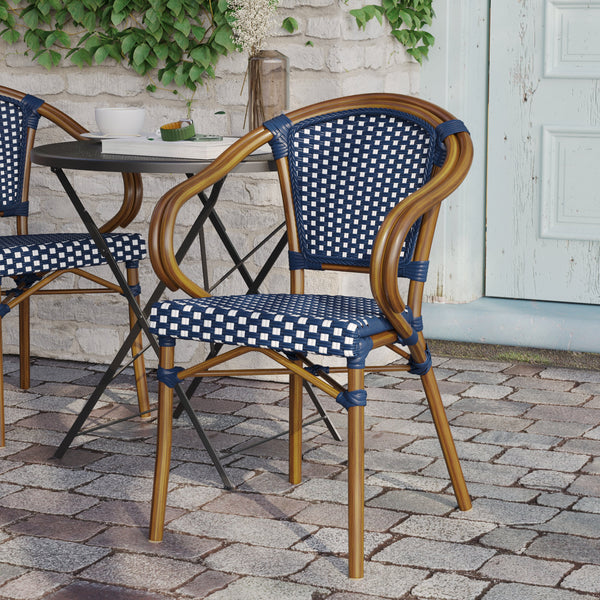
left=486, top=0, right=600, bottom=304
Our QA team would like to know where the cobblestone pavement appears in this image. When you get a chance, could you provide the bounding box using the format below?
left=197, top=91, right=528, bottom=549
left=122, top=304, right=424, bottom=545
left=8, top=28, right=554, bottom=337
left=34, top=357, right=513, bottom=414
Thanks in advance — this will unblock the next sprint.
left=1, top=353, right=600, bottom=599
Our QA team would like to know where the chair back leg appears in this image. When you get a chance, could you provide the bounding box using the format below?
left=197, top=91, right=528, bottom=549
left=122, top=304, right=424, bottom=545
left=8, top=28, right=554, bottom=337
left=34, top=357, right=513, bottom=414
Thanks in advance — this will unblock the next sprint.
left=289, top=364, right=304, bottom=484
left=126, top=266, right=150, bottom=417
left=421, top=368, right=471, bottom=511
left=18, top=300, right=30, bottom=390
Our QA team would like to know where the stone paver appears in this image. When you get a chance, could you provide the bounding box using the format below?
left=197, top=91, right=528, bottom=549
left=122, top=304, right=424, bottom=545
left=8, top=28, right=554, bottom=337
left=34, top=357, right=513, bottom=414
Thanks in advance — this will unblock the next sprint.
left=478, top=554, right=572, bottom=585
left=526, top=533, right=600, bottom=565
left=561, top=565, right=600, bottom=594
left=451, top=497, right=558, bottom=525
left=204, top=543, right=312, bottom=577
left=411, top=573, right=490, bottom=599
left=372, top=536, right=496, bottom=571
left=496, top=447, right=589, bottom=472
left=80, top=553, right=203, bottom=590
left=0, top=537, right=109, bottom=572
left=1, top=355, right=599, bottom=599
left=391, top=514, right=496, bottom=542
left=205, top=576, right=325, bottom=600
left=482, top=582, right=597, bottom=600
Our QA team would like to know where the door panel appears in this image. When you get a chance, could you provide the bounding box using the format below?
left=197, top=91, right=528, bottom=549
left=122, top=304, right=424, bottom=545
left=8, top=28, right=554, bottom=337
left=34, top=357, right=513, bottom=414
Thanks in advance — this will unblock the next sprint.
left=486, top=0, right=600, bottom=304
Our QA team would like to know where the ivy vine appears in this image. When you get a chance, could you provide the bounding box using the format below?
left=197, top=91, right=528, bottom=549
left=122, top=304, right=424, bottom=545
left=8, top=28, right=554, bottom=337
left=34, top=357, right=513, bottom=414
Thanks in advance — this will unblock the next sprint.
left=347, top=0, right=434, bottom=63
left=0, top=0, right=435, bottom=96
left=0, top=0, right=235, bottom=95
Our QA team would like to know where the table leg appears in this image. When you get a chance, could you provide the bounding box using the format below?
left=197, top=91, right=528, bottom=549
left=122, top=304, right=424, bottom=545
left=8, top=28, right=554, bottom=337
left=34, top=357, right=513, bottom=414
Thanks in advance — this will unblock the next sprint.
left=51, top=168, right=233, bottom=488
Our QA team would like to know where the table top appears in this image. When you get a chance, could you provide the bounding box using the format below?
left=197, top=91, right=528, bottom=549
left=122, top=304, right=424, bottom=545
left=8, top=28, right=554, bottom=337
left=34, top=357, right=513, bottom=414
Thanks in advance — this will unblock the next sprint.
left=31, top=140, right=276, bottom=174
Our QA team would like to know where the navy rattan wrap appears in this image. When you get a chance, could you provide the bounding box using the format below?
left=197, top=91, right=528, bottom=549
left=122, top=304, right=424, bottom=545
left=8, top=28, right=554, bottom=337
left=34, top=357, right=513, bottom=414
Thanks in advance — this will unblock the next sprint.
left=157, top=366, right=184, bottom=388
left=150, top=294, right=393, bottom=360
left=276, top=109, right=436, bottom=273
left=0, top=232, right=146, bottom=277
left=433, top=119, right=469, bottom=168
left=264, top=114, right=292, bottom=160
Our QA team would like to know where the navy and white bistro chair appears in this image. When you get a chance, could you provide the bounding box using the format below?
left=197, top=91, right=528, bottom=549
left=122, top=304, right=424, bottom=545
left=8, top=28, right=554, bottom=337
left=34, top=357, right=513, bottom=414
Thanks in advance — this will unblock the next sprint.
left=0, top=86, right=149, bottom=447
left=146, top=93, right=474, bottom=578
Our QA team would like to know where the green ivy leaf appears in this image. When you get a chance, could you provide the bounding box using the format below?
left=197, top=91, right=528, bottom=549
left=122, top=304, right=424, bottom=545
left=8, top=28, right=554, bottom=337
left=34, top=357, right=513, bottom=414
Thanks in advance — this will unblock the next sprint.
left=281, top=16, right=298, bottom=33
left=22, top=8, right=39, bottom=29
left=45, top=30, right=70, bottom=48
left=406, top=45, right=428, bottom=63
left=121, top=32, right=138, bottom=55
left=174, top=18, right=191, bottom=37
left=191, top=25, right=206, bottom=42
left=114, top=0, right=129, bottom=12
left=94, top=44, right=110, bottom=63
left=189, top=63, right=203, bottom=82
left=69, top=47, right=92, bottom=67
left=132, top=42, right=150, bottom=65
left=82, top=11, right=96, bottom=30
left=159, top=66, right=175, bottom=85
left=37, top=48, right=60, bottom=68
left=396, top=9, right=413, bottom=28
left=349, top=8, right=367, bottom=29
left=421, top=30, right=434, bottom=45
left=1, top=29, right=20, bottom=44
left=213, top=24, right=234, bottom=51
left=23, top=28, right=40, bottom=50
left=172, top=30, right=189, bottom=50
left=68, top=0, right=85, bottom=22
left=111, top=10, right=127, bottom=26
left=154, top=42, right=169, bottom=61
left=190, top=44, right=211, bottom=68
left=166, top=0, right=182, bottom=15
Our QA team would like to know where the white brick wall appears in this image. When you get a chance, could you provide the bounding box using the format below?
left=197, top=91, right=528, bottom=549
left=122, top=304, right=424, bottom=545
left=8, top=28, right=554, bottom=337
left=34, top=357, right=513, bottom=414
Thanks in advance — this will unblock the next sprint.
left=0, top=0, right=417, bottom=368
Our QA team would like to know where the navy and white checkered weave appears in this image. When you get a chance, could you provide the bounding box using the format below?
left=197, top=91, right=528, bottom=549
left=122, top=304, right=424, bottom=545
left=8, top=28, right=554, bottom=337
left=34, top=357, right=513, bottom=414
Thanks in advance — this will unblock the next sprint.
left=150, top=294, right=392, bottom=359
left=286, top=110, right=435, bottom=270
left=0, top=233, right=146, bottom=277
left=0, top=93, right=31, bottom=213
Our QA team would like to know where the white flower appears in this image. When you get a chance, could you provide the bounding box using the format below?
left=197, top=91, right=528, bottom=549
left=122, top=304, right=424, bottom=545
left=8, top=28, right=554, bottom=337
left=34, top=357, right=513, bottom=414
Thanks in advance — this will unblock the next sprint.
left=229, top=0, right=279, bottom=57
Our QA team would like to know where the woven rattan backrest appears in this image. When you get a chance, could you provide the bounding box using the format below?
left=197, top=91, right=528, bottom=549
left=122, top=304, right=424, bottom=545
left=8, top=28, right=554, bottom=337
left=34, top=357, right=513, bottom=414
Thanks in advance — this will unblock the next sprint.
left=266, top=108, right=445, bottom=277
left=0, top=93, right=43, bottom=215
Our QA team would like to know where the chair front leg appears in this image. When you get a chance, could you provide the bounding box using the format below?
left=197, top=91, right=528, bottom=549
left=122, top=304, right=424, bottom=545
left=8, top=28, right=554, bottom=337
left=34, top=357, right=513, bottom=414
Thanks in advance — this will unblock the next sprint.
left=149, top=342, right=175, bottom=541
left=126, top=265, right=150, bottom=418
left=18, top=298, right=30, bottom=390
left=348, top=368, right=365, bottom=579
left=289, top=360, right=303, bottom=485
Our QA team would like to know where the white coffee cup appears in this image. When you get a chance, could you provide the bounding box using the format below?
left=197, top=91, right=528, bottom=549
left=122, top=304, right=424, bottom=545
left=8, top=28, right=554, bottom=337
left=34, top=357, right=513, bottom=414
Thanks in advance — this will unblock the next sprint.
left=95, top=107, right=146, bottom=136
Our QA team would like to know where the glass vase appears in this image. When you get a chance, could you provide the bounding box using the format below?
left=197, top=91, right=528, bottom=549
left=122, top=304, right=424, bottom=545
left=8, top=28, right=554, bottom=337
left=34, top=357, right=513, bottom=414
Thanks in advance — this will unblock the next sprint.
left=247, top=50, right=289, bottom=131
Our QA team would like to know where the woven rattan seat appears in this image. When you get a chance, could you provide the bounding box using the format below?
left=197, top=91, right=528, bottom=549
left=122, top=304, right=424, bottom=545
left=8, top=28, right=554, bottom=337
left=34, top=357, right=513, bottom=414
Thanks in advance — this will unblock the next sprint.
left=146, top=94, right=474, bottom=579
left=151, top=293, right=392, bottom=358
left=0, top=232, right=145, bottom=276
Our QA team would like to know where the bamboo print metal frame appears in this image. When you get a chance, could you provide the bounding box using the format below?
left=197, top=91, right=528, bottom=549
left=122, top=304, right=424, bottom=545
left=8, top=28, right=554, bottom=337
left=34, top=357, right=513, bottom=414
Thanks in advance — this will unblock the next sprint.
left=147, top=93, right=474, bottom=579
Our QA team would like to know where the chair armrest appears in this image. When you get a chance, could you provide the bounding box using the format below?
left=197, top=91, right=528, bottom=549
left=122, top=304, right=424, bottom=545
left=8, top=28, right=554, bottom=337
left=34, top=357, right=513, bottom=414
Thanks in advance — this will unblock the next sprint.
left=370, top=129, right=473, bottom=341
left=149, top=127, right=274, bottom=296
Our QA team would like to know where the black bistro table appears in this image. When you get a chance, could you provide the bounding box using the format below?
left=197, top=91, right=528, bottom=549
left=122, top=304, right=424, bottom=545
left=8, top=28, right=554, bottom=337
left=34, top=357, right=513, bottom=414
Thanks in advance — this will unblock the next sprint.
left=31, top=140, right=283, bottom=488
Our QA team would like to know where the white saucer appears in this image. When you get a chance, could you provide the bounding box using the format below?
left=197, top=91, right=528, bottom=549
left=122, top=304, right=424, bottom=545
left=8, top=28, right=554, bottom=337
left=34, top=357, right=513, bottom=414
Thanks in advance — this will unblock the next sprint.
left=82, top=132, right=142, bottom=140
